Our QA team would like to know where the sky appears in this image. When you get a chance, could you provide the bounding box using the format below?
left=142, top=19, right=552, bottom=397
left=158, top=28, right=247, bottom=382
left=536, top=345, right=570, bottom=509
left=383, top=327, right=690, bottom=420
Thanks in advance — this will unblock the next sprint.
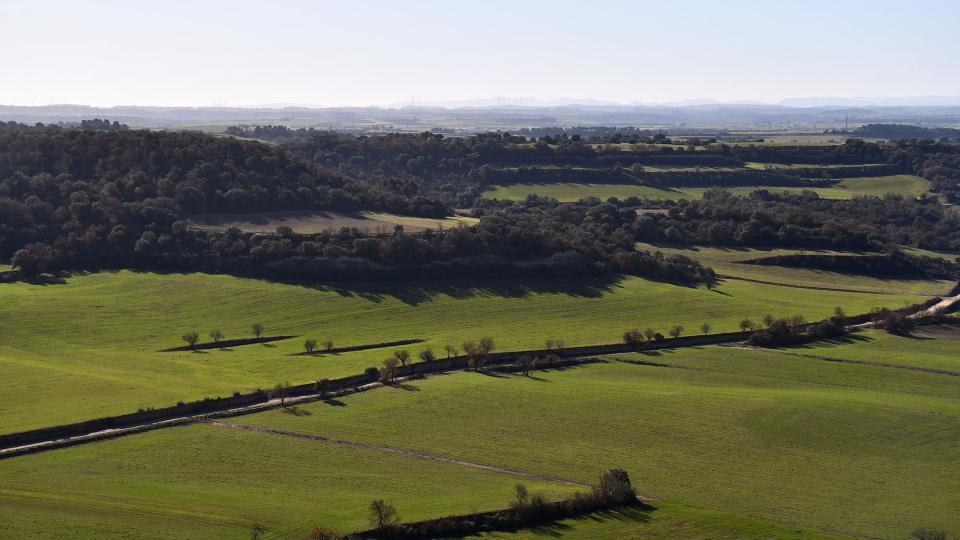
left=0, top=0, right=958, bottom=108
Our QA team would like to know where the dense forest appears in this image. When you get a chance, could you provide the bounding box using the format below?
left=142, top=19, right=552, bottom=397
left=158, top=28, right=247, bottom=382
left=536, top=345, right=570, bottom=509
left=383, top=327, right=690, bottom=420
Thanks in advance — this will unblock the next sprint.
left=4, top=122, right=960, bottom=286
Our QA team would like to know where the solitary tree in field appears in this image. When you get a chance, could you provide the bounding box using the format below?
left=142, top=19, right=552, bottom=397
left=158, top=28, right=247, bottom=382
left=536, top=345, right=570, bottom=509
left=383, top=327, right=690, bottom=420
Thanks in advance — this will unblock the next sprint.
left=304, top=338, right=318, bottom=353
left=380, top=357, right=400, bottom=382
left=623, top=329, right=643, bottom=347
left=252, top=323, right=264, bottom=340
left=209, top=329, right=223, bottom=343
left=479, top=337, right=495, bottom=361
left=669, top=325, right=684, bottom=339
left=700, top=323, right=711, bottom=335
left=643, top=328, right=656, bottom=342
left=182, top=331, right=200, bottom=349
left=368, top=499, right=400, bottom=533
left=444, top=344, right=458, bottom=358
left=323, top=340, right=334, bottom=352
left=394, top=349, right=411, bottom=367
left=418, top=348, right=435, bottom=362
left=250, top=523, right=266, bottom=540
left=270, top=382, right=290, bottom=407
left=519, top=355, right=533, bottom=377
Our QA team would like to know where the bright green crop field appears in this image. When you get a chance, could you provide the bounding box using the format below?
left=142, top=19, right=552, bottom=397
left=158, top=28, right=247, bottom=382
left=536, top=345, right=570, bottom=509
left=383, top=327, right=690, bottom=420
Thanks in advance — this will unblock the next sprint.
left=0, top=270, right=931, bottom=433
left=6, top=342, right=955, bottom=538
left=236, top=347, right=960, bottom=538
left=0, top=423, right=576, bottom=539
left=483, top=175, right=930, bottom=202
left=0, top=333, right=960, bottom=539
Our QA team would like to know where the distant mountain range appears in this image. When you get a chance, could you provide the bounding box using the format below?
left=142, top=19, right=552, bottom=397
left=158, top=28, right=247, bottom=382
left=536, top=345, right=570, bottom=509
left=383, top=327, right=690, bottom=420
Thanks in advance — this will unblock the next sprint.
left=2, top=100, right=960, bottom=131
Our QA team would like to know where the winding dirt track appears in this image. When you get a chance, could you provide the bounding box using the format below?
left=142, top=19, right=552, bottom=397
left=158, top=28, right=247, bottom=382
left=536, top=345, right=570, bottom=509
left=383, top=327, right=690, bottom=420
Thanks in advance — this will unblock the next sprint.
left=203, top=420, right=594, bottom=489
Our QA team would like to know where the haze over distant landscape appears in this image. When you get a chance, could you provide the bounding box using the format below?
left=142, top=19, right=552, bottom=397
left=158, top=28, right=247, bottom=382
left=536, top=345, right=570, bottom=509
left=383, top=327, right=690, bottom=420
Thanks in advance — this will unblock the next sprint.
left=2, top=0, right=958, bottom=109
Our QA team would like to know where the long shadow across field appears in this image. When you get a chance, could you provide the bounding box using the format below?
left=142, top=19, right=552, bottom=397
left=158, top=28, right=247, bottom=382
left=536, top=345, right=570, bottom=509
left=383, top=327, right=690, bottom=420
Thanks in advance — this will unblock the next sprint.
left=72, top=269, right=641, bottom=306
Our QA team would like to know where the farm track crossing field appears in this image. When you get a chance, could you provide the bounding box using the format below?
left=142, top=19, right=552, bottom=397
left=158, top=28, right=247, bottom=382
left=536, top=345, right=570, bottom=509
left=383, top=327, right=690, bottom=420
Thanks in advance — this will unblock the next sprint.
left=0, top=270, right=931, bottom=433
left=238, top=347, right=960, bottom=539
left=483, top=175, right=930, bottom=202
left=0, top=423, right=577, bottom=539
left=9, top=342, right=956, bottom=538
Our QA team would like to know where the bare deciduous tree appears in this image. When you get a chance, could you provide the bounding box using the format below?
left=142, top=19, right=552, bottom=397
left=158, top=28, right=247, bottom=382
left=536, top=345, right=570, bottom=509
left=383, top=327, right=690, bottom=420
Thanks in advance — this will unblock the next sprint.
left=304, top=338, right=317, bottom=353
left=368, top=499, right=399, bottom=532
left=418, top=348, right=435, bottom=362
left=252, top=323, right=264, bottom=340
left=270, top=382, right=290, bottom=407
left=444, top=344, right=457, bottom=358
left=209, top=329, right=223, bottom=343
left=623, top=329, right=643, bottom=347
left=182, top=331, right=200, bottom=349
left=700, top=323, right=711, bottom=335
left=394, top=349, right=410, bottom=367
left=669, top=325, right=684, bottom=339
left=323, top=340, right=334, bottom=351
left=380, top=357, right=400, bottom=382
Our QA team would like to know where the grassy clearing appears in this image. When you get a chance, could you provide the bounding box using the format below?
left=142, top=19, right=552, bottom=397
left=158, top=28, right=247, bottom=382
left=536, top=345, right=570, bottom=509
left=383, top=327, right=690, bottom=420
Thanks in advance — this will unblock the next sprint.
left=187, top=210, right=476, bottom=234
left=241, top=348, right=960, bottom=538
left=0, top=270, right=929, bottom=432
left=0, top=423, right=575, bottom=539
left=635, top=243, right=955, bottom=296
left=483, top=175, right=930, bottom=202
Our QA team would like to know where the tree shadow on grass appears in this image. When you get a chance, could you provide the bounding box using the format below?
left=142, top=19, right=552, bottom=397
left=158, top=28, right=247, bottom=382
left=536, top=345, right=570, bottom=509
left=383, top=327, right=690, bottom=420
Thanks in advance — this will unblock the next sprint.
left=111, top=268, right=707, bottom=306
left=485, top=504, right=656, bottom=538
left=791, top=332, right=875, bottom=350
left=321, top=398, right=347, bottom=407
left=385, top=381, right=421, bottom=392
left=282, top=406, right=312, bottom=416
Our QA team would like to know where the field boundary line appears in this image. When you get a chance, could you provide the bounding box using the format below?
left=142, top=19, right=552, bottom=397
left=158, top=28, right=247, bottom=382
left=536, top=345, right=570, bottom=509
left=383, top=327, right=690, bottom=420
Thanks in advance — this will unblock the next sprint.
left=753, top=347, right=960, bottom=377
left=716, top=274, right=942, bottom=296
left=202, top=420, right=595, bottom=489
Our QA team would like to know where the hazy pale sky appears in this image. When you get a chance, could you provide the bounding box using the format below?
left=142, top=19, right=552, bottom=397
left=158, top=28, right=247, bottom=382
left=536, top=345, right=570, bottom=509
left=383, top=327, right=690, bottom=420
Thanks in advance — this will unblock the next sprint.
left=1, top=0, right=958, bottom=107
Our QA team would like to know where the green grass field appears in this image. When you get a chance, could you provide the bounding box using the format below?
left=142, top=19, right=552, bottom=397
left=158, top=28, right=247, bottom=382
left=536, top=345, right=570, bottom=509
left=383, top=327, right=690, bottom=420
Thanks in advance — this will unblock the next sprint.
left=0, top=270, right=931, bottom=433
left=0, top=423, right=575, bottom=539
left=204, top=344, right=960, bottom=537
left=781, top=326, right=960, bottom=373
left=634, top=243, right=955, bottom=296
left=483, top=175, right=930, bottom=202
left=7, top=339, right=958, bottom=538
